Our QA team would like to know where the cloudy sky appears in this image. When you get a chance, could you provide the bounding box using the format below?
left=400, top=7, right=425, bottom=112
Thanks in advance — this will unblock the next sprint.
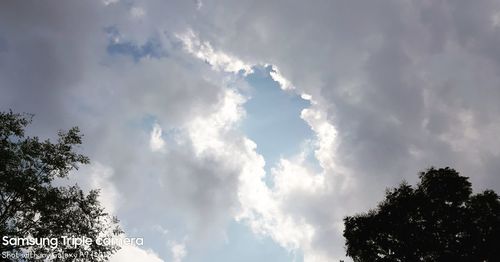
left=2, top=1, right=500, bottom=261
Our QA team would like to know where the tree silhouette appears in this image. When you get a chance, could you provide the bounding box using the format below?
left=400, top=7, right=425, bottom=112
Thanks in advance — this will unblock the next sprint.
left=343, top=167, right=500, bottom=262
left=0, top=111, right=121, bottom=261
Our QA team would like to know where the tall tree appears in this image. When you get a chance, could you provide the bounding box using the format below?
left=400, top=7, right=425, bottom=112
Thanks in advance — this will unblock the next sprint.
left=0, top=111, right=121, bottom=261
left=343, top=167, right=500, bottom=262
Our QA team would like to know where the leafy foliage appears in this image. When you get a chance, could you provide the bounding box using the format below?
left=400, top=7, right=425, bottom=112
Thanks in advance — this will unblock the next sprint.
left=343, top=167, right=500, bottom=262
left=0, top=110, right=121, bottom=261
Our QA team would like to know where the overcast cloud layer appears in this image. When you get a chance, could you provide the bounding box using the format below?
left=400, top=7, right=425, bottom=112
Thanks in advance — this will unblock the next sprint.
left=2, top=1, right=500, bottom=261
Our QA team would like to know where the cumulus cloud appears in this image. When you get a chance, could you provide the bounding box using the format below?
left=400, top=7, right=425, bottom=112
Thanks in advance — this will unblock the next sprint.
left=170, top=241, right=187, bottom=262
left=191, top=0, right=500, bottom=189
left=150, top=123, right=166, bottom=153
left=176, top=29, right=253, bottom=75
left=4, top=0, right=500, bottom=261
left=269, top=65, right=294, bottom=91
left=83, top=163, right=122, bottom=214
left=177, top=0, right=500, bottom=260
left=0, top=0, right=241, bottom=259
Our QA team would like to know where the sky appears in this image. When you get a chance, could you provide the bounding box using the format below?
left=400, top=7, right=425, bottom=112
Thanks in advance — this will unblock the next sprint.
left=2, top=0, right=500, bottom=261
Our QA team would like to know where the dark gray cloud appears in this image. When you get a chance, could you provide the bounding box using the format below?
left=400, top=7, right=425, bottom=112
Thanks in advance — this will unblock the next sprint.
left=189, top=0, right=500, bottom=189
left=178, top=0, right=500, bottom=260
left=1, top=1, right=241, bottom=260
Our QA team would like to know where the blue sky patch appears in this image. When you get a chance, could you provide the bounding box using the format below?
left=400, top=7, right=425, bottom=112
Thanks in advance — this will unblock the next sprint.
left=242, top=66, right=314, bottom=176
left=186, top=221, right=299, bottom=262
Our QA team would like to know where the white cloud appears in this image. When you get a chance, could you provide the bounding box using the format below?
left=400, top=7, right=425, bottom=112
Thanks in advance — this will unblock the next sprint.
left=234, top=127, right=345, bottom=261
left=88, top=163, right=122, bottom=214
left=175, top=29, right=352, bottom=260
left=300, top=107, right=337, bottom=172
left=185, top=88, right=246, bottom=155
left=170, top=241, right=187, bottom=262
left=110, top=245, right=164, bottom=262
left=234, top=141, right=339, bottom=262
left=150, top=122, right=166, bottom=153
left=176, top=29, right=253, bottom=75
left=269, top=65, right=294, bottom=91
left=66, top=162, right=121, bottom=215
